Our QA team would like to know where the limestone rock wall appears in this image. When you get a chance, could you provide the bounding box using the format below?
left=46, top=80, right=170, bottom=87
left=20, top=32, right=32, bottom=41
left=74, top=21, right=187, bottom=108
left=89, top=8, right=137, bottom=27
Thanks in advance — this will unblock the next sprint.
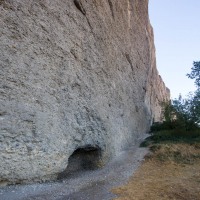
left=0, top=0, right=170, bottom=185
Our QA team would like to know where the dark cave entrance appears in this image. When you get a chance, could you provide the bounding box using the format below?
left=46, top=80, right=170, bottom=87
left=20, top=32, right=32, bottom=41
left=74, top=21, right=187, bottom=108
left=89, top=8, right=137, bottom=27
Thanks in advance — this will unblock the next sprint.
left=57, top=146, right=103, bottom=179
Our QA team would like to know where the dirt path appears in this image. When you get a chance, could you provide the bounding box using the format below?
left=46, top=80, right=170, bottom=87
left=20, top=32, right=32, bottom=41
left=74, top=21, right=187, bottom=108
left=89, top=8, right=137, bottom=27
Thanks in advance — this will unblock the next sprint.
left=0, top=135, right=149, bottom=200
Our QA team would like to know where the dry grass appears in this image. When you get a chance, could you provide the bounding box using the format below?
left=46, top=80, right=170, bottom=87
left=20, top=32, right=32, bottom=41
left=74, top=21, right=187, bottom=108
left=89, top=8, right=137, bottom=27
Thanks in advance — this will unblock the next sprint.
left=112, top=143, right=200, bottom=200
left=150, top=143, right=200, bottom=164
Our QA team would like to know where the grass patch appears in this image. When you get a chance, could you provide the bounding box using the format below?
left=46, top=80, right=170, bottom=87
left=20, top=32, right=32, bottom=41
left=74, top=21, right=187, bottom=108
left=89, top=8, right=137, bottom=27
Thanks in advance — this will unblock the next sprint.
left=140, top=129, right=200, bottom=164
left=148, top=143, right=200, bottom=164
left=141, top=129, right=200, bottom=146
left=112, top=129, right=200, bottom=199
left=112, top=159, right=200, bottom=200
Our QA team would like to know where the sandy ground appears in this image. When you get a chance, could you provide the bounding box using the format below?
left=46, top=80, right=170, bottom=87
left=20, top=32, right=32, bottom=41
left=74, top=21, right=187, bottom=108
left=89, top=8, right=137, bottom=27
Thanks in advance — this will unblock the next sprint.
left=0, top=135, right=149, bottom=200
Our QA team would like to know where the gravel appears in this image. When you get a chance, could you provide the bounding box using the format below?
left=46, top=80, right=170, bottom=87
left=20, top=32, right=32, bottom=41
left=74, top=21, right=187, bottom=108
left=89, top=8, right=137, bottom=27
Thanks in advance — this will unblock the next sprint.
left=0, top=134, right=149, bottom=200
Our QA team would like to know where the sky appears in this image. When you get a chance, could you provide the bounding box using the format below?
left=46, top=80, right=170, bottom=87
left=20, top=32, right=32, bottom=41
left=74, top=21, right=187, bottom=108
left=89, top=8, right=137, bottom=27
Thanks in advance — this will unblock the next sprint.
left=149, top=0, right=200, bottom=99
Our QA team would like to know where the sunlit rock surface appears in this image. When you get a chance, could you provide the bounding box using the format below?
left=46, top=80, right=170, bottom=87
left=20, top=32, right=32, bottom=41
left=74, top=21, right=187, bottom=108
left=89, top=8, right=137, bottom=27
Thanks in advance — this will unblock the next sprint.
left=0, top=0, right=170, bottom=185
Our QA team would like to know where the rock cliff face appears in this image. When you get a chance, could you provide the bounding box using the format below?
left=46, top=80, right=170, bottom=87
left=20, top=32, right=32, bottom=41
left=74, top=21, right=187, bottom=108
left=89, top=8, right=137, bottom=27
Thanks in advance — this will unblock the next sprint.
left=0, top=0, right=170, bottom=185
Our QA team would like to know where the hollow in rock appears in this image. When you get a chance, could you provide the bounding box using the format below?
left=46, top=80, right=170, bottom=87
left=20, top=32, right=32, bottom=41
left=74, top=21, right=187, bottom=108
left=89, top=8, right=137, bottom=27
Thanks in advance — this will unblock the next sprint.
left=57, top=146, right=103, bottom=179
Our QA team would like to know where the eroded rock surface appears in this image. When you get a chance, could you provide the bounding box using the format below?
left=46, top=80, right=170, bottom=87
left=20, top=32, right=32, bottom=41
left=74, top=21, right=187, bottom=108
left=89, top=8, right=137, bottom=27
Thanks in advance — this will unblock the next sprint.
left=0, top=0, right=169, bottom=185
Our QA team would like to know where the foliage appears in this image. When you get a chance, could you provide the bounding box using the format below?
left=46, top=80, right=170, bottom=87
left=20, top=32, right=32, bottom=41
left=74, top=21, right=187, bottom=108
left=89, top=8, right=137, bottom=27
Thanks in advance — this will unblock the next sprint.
left=151, top=95, right=199, bottom=132
left=184, top=61, right=200, bottom=124
left=141, top=129, right=200, bottom=147
left=187, top=61, right=200, bottom=88
left=161, top=101, right=176, bottom=123
left=136, top=62, right=200, bottom=200
left=144, top=61, right=200, bottom=148
left=155, top=61, right=200, bottom=130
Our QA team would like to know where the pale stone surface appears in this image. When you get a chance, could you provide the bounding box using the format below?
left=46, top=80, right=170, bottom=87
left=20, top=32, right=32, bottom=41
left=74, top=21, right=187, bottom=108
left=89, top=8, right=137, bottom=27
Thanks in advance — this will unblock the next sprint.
left=0, top=0, right=170, bottom=185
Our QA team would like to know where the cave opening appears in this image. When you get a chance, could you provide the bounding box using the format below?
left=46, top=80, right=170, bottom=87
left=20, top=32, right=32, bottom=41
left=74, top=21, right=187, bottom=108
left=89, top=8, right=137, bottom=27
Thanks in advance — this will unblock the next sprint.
left=57, top=145, right=103, bottom=179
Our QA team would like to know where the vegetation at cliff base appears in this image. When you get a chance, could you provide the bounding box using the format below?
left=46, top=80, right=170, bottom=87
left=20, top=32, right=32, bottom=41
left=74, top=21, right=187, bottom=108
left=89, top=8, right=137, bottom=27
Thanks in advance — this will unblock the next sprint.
left=112, top=61, right=200, bottom=200
left=142, top=61, right=200, bottom=148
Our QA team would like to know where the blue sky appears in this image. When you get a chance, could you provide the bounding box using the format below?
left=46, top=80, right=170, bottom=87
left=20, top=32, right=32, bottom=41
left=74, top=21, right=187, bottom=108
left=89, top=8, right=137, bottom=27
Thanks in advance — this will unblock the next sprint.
left=149, top=0, right=200, bottom=99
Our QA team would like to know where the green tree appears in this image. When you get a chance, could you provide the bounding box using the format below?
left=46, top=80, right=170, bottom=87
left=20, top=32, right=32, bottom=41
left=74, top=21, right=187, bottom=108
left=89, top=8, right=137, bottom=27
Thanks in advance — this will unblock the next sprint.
left=186, top=61, right=200, bottom=124
left=160, top=61, right=200, bottom=130
left=187, top=61, right=200, bottom=88
left=160, top=101, right=175, bottom=122
left=189, top=90, right=200, bottom=124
